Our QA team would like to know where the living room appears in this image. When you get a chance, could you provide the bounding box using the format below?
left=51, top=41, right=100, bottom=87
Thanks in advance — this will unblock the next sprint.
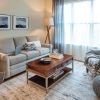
left=0, top=0, right=100, bottom=100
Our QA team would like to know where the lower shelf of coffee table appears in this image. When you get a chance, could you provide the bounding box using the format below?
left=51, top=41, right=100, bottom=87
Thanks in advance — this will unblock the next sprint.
left=29, top=67, right=72, bottom=88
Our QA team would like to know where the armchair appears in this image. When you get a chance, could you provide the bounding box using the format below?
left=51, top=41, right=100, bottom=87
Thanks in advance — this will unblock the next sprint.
left=84, top=49, right=100, bottom=76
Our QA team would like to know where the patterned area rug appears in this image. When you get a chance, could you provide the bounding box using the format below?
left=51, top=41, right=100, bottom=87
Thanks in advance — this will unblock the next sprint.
left=0, top=61, right=99, bottom=100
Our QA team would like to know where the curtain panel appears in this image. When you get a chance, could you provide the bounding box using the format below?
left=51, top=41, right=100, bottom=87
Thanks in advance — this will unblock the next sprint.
left=53, top=0, right=100, bottom=61
left=63, top=0, right=100, bottom=61
left=53, top=0, right=65, bottom=53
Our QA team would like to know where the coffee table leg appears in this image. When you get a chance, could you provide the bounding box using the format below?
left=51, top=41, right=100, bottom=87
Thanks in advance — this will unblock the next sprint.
left=45, top=78, right=48, bottom=93
left=26, top=70, right=28, bottom=84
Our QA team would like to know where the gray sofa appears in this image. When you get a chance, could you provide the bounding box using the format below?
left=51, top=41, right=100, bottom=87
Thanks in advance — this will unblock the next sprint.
left=0, top=36, right=52, bottom=79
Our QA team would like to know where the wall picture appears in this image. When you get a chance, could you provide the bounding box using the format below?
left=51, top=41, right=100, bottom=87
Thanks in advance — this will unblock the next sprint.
left=13, top=16, right=28, bottom=29
left=0, top=15, right=10, bottom=30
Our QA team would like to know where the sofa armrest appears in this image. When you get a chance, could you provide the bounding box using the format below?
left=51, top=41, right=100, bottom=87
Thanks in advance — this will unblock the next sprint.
left=41, top=43, right=53, bottom=53
left=0, top=53, right=8, bottom=61
left=0, top=53, right=10, bottom=78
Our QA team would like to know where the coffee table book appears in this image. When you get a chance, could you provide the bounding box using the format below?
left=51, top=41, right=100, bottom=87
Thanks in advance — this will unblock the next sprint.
left=26, top=54, right=73, bottom=93
left=49, top=53, right=64, bottom=59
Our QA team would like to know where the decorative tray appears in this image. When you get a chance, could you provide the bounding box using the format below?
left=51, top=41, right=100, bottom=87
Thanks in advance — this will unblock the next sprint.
left=39, top=57, right=52, bottom=64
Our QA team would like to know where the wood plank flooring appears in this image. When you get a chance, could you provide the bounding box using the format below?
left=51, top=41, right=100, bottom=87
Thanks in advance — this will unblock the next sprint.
left=0, top=61, right=100, bottom=100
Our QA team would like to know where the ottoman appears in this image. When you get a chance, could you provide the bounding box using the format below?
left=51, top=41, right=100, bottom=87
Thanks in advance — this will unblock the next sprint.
left=93, top=75, right=100, bottom=97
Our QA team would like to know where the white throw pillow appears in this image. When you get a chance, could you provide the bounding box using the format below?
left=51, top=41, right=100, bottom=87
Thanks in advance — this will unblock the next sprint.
left=33, top=41, right=41, bottom=48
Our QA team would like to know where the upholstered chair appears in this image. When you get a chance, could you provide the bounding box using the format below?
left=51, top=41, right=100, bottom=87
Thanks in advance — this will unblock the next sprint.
left=84, top=49, right=100, bottom=76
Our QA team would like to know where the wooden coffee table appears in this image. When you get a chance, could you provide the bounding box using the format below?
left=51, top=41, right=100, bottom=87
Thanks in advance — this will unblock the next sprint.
left=26, top=54, right=73, bottom=92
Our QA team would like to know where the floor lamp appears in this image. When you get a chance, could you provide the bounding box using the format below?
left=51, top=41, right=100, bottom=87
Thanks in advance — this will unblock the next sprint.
left=45, top=17, right=54, bottom=44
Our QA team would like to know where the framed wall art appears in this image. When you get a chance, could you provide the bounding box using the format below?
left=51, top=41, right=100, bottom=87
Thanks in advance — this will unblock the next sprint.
left=13, top=16, right=28, bottom=29
left=0, top=15, right=11, bottom=30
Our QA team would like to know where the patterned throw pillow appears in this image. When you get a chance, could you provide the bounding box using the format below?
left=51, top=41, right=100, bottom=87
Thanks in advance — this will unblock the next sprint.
left=24, top=41, right=41, bottom=51
left=24, top=42, right=36, bottom=51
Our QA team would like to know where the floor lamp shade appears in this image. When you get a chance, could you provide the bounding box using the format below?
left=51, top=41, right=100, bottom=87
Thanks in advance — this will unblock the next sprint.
left=45, top=17, right=54, bottom=43
left=49, top=17, right=54, bottom=26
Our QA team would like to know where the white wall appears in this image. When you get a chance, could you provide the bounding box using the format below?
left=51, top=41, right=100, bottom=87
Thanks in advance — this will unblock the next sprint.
left=45, top=0, right=52, bottom=17
left=0, top=0, right=46, bottom=42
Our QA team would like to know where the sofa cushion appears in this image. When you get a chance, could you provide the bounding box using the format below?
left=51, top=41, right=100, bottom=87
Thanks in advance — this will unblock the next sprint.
left=21, top=50, right=40, bottom=60
left=9, top=54, right=27, bottom=66
left=36, top=47, right=50, bottom=55
left=14, top=37, right=27, bottom=49
left=0, top=38, right=15, bottom=55
left=26, top=36, right=39, bottom=42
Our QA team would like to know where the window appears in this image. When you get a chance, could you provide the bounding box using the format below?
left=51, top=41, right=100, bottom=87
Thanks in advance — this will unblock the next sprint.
left=64, top=0, right=100, bottom=47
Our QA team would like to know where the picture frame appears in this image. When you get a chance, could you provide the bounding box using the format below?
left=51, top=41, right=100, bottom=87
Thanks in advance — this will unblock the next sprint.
left=0, top=15, right=11, bottom=30
left=13, top=16, right=28, bottom=29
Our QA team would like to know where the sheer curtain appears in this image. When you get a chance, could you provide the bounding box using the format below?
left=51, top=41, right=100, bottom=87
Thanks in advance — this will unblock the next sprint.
left=64, top=0, right=100, bottom=61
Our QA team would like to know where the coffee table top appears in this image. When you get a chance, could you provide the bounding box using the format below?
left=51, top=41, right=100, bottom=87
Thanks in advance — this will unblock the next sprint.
left=27, top=54, right=73, bottom=77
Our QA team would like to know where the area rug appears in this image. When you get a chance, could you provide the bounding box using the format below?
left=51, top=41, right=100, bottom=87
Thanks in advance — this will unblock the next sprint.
left=0, top=61, right=99, bottom=100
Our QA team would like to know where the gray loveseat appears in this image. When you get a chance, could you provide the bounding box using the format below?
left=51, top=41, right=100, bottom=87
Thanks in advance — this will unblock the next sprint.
left=0, top=36, right=52, bottom=79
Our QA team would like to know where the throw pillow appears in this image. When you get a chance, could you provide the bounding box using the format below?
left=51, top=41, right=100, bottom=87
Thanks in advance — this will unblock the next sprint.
left=23, top=42, right=36, bottom=51
left=33, top=41, right=41, bottom=48
left=15, top=45, right=22, bottom=55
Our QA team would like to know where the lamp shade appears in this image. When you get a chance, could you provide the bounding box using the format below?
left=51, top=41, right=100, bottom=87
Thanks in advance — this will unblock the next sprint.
left=49, top=17, right=54, bottom=26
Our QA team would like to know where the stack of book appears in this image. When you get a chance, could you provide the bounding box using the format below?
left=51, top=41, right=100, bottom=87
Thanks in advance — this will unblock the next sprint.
left=51, top=70, right=64, bottom=80
left=49, top=53, right=63, bottom=59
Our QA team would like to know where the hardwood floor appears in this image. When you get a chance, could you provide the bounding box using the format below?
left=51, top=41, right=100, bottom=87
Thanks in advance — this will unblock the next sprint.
left=0, top=61, right=99, bottom=100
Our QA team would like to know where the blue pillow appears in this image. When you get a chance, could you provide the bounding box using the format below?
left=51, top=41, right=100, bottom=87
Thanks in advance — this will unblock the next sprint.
left=15, top=45, right=22, bottom=55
